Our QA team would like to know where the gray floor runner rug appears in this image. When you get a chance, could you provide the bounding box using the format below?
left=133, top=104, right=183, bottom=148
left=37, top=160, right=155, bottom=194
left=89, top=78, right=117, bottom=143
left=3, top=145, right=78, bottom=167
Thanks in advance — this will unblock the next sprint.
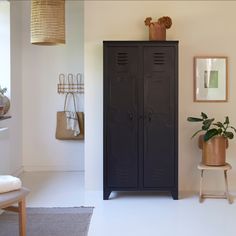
left=0, top=207, right=93, bottom=236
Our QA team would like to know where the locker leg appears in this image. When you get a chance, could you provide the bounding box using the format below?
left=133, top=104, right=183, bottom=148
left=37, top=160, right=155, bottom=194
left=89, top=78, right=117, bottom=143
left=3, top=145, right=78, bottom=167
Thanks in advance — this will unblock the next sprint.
left=171, top=189, right=178, bottom=200
left=103, top=189, right=112, bottom=200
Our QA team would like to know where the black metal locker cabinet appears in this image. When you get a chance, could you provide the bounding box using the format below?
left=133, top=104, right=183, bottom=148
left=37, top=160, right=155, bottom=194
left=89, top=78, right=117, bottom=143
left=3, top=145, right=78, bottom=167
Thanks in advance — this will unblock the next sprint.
left=103, top=41, right=178, bottom=200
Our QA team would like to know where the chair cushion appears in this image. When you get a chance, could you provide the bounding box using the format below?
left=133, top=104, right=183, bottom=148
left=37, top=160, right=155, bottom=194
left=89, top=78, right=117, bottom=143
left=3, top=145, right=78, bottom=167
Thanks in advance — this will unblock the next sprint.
left=0, top=187, right=30, bottom=208
left=0, top=175, right=22, bottom=194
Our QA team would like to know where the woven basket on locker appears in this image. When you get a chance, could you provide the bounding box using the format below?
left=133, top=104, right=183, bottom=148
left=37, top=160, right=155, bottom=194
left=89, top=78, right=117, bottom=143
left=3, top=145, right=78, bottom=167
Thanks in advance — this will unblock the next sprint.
left=31, top=0, right=65, bottom=45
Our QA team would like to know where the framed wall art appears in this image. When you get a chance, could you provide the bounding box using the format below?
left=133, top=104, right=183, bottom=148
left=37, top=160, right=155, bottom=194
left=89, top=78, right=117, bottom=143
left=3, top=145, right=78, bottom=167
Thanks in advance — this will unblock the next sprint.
left=194, top=56, right=228, bottom=102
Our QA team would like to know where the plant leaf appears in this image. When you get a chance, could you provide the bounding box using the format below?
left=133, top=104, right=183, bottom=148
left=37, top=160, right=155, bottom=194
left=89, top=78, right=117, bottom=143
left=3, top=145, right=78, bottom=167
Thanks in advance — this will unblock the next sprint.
left=191, top=129, right=203, bottom=139
left=0, top=87, right=7, bottom=95
left=229, top=126, right=236, bottom=133
left=224, top=116, right=229, bottom=125
left=213, top=122, right=224, bottom=128
left=187, top=117, right=203, bottom=122
left=201, top=112, right=208, bottom=119
left=202, top=119, right=214, bottom=130
left=225, top=132, right=234, bottom=139
left=204, top=129, right=219, bottom=141
left=203, top=118, right=214, bottom=125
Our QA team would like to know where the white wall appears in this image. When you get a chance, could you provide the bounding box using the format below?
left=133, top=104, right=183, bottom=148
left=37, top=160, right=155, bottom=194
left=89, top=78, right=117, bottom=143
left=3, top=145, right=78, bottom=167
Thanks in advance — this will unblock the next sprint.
left=0, top=1, right=10, bottom=96
left=85, top=1, right=236, bottom=191
left=21, top=0, right=84, bottom=171
left=0, top=1, right=11, bottom=174
left=0, top=0, right=23, bottom=175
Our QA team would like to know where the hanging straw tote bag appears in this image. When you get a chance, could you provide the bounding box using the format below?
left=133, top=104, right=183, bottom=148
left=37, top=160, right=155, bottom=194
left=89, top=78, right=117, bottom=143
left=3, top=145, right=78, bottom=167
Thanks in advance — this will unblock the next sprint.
left=55, top=93, right=84, bottom=140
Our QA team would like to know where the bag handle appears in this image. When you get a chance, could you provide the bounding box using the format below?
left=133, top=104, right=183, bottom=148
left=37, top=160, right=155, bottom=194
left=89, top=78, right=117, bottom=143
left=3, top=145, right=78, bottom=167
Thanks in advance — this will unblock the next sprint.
left=64, top=92, right=77, bottom=112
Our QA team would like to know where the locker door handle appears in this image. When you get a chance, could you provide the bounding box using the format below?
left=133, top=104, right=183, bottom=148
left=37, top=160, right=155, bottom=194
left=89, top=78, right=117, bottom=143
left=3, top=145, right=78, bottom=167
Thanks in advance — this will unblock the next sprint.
left=148, top=112, right=153, bottom=121
left=128, top=111, right=134, bottom=121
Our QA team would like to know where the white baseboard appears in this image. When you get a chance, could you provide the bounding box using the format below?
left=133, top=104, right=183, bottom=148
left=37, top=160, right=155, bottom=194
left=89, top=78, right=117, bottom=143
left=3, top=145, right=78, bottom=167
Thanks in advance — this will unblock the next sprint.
left=23, top=165, right=84, bottom=172
left=12, top=166, right=24, bottom=176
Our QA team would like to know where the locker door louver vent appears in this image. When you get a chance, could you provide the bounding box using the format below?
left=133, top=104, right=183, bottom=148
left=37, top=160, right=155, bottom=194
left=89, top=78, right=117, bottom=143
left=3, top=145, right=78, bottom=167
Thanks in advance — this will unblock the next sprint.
left=117, top=52, right=128, bottom=66
left=153, top=52, right=165, bottom=65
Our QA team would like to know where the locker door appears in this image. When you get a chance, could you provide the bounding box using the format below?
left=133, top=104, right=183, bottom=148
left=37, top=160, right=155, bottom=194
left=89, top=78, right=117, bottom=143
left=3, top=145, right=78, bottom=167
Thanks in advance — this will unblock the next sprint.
left=104, top=45, right=139, bottom=187
left=143, top=45, right=176, bottom=188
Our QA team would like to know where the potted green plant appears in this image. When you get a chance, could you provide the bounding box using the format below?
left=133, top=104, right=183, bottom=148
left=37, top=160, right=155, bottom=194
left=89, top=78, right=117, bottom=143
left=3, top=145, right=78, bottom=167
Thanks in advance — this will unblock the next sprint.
left=187, top=112, right=236, bottom=166
left=0, top=85, right=10, bottom=115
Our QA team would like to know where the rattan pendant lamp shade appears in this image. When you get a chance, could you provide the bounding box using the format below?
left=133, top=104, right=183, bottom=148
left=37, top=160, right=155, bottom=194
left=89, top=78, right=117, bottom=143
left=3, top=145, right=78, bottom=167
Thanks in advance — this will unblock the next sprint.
left=31, top=0, right=65, bottom=45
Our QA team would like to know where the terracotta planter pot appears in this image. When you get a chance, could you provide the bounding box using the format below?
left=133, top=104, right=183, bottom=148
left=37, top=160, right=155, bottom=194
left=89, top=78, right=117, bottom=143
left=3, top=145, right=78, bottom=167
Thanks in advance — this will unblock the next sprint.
left=198, top=135, right=228, bottom=166
left=149, top=23, right=166, bottom=40
left=0, top=94, right=10, bottom=115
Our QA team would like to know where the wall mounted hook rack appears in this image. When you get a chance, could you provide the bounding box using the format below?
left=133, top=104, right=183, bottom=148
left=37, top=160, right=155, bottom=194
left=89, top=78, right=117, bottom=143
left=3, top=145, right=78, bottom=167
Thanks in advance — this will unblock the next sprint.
left=57, top=73, right=84, bottom=94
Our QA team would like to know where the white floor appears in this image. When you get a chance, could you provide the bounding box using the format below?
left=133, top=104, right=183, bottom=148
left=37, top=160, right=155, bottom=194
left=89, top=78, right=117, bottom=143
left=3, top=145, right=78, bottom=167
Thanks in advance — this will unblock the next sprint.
left=20, top=171, right=236, bottom=236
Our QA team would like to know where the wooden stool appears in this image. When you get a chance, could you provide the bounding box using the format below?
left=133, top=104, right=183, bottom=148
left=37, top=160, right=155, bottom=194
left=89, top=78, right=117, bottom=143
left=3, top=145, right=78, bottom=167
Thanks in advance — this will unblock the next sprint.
left=0, top=187, right=30, bottom=236
left=198, top=163, right=232, bottom=204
